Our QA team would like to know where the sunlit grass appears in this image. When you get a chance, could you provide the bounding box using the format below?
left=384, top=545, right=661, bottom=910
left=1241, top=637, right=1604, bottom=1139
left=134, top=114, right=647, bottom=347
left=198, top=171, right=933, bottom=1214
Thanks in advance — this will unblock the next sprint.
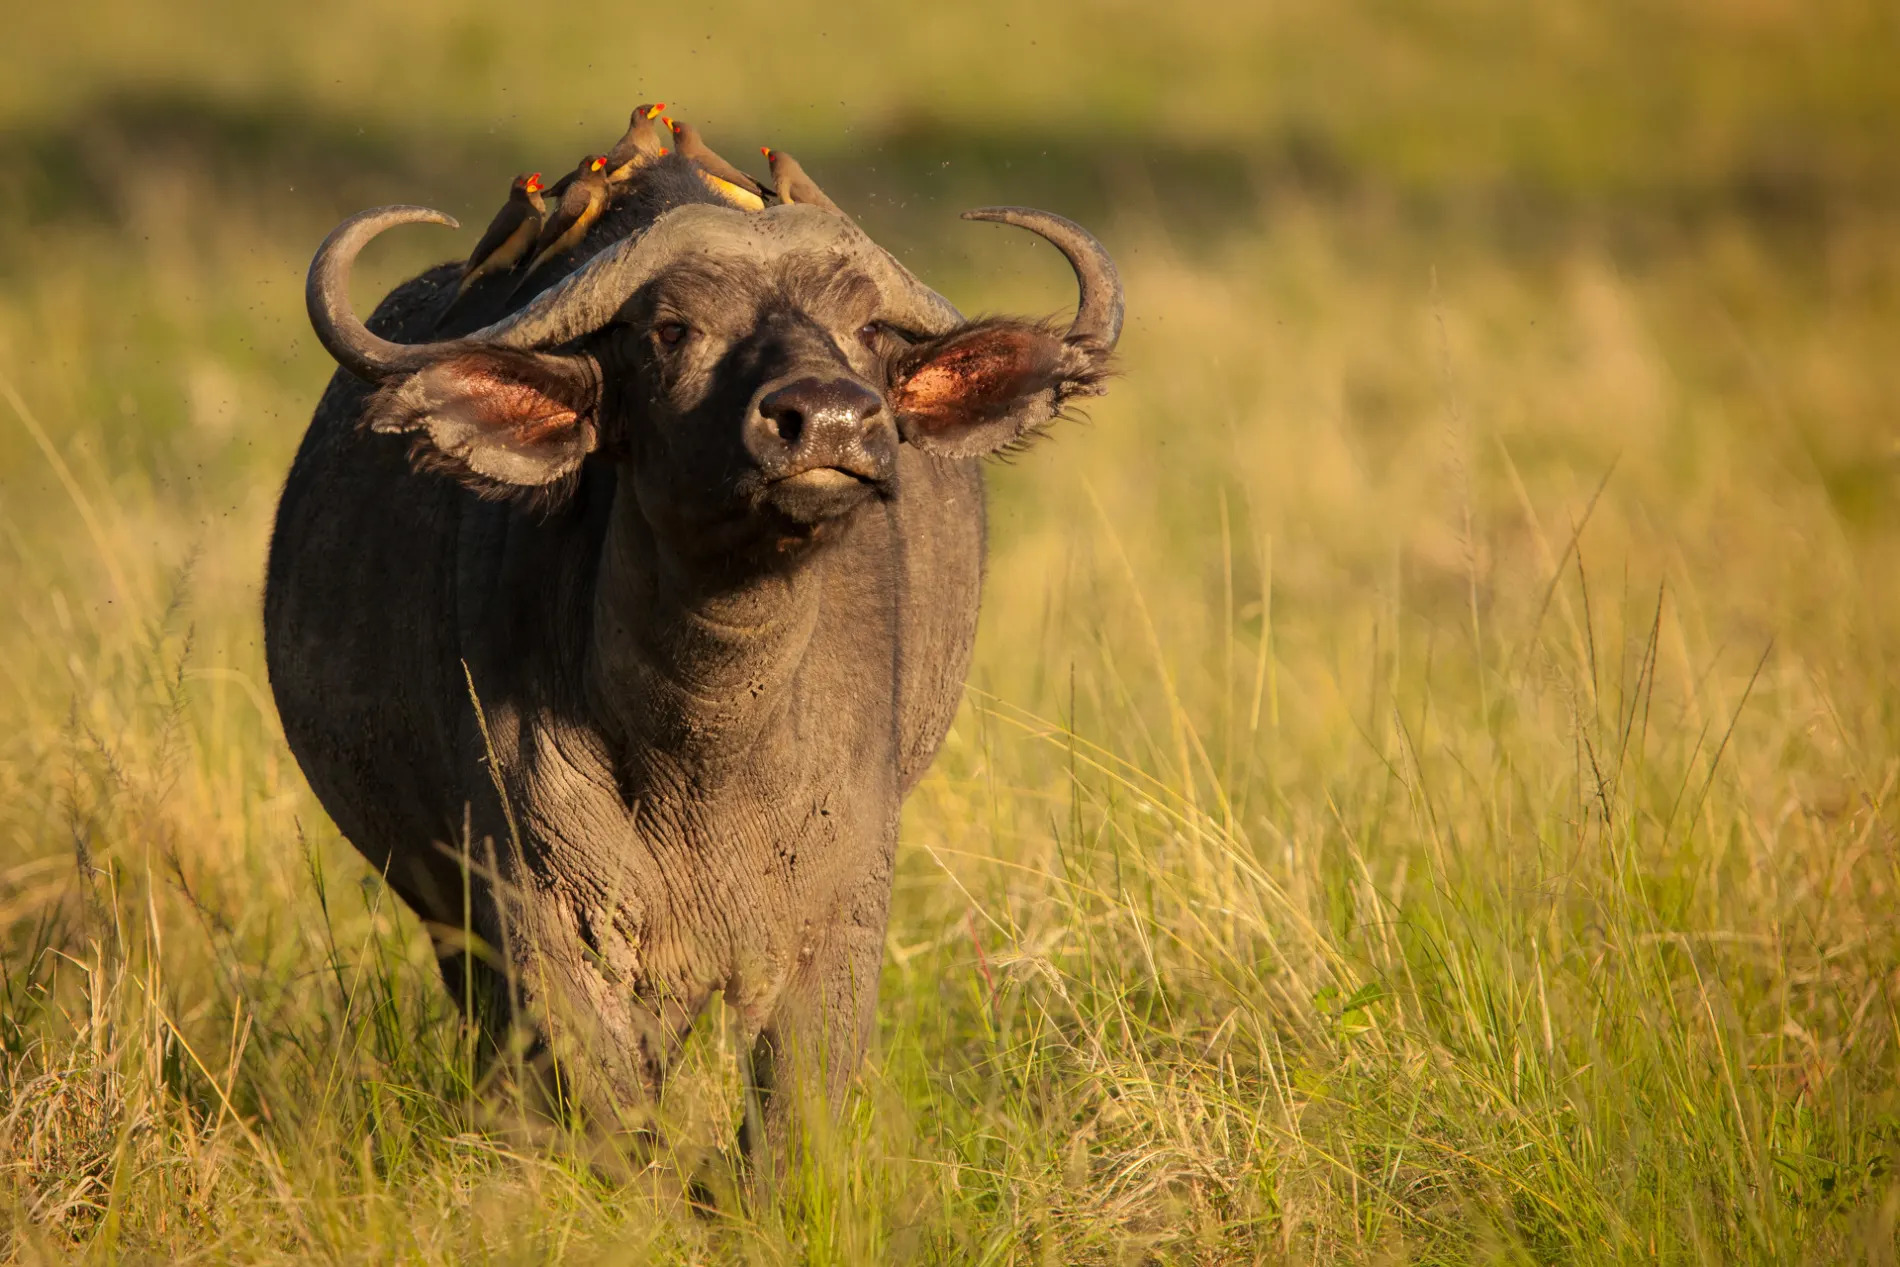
left=4, top=1, right=1900, bottom=1261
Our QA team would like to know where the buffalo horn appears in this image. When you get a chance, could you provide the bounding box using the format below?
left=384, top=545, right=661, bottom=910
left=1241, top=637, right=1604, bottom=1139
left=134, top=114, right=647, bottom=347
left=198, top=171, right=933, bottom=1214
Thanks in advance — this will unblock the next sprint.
left=961, top=207, right=1124, bottom=351
left=305, top=206, right=464, bottom=382
left=308, top=201, right=1121, bottom=384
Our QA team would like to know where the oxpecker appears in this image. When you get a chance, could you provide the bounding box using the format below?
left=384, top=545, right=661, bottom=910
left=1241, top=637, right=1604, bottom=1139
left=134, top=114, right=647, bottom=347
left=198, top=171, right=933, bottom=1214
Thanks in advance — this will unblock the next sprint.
left=452, top=172, right=546, bottom=302
left=666, top=118, right=770, bottom=211
left=762, top=148, right=843, bottom=216
left=607, top=102, right=670, bottom=184
left=521, top=156, right=612, bottom=281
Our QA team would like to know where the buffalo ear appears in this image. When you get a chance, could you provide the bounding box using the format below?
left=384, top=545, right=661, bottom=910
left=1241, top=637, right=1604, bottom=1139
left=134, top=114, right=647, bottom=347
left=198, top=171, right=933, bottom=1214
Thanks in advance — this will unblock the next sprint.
left=364, top=348, right=601, bottom=500
left=889, top=319, right=1111, bottom=459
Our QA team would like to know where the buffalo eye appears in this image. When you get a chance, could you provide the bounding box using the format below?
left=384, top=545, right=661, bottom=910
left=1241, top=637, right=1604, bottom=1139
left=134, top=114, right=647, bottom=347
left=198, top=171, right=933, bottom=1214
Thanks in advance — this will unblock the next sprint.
left=654, top=321, right=689, bottom=347
left=856, top=322, right=881, bottom=351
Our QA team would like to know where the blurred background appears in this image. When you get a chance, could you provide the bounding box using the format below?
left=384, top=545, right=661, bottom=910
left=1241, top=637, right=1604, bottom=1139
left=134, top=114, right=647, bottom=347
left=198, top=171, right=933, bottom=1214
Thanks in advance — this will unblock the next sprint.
left=3, top=0, right=1899, bottom=1260
left=3, top=0, right=1895, bottom=708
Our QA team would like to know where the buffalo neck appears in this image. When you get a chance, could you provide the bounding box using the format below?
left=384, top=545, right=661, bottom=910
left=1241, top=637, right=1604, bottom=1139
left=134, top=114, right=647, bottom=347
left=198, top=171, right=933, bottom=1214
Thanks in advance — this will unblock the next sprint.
left=586, top=473, right=857, bottom=798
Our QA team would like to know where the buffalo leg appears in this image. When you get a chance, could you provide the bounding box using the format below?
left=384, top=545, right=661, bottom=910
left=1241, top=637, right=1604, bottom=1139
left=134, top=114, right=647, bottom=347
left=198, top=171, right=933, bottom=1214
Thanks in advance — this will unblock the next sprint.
left=738, top=912, right=887, bottom=1179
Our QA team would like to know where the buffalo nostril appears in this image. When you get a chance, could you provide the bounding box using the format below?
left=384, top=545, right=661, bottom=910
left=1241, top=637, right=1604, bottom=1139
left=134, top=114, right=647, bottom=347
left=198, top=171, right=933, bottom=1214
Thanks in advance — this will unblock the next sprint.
left=751, top=376, right=890, bottom=473
left=763, top=403, right=806, bottom=448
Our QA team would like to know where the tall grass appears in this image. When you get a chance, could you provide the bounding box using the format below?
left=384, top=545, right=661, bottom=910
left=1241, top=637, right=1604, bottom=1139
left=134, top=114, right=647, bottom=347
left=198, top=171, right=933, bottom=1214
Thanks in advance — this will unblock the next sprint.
left=3, top=0, right=1899, bottom=1260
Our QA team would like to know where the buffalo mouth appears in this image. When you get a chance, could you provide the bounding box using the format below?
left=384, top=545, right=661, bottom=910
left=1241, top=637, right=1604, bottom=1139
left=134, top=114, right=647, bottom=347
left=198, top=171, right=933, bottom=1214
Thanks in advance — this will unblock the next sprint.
left=756, top=464, right=888, bottom=528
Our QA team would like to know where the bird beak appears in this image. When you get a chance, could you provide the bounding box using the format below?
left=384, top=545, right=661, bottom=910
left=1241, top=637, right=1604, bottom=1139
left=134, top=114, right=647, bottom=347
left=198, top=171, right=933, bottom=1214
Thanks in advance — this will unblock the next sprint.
left=646, top=103, right=666, bottom=117
left=760, top=146, right=772, bottom=158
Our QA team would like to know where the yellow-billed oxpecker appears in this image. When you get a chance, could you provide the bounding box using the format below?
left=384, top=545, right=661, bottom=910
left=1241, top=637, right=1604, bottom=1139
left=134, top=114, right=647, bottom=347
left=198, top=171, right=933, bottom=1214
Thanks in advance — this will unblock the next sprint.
left=452, top=172, right=547, bottom=302
left=521, top=155, right=612, bottom=280
left=666, top=117, right=770, bottom=211
left=762, top=148, right=844, bottom=217
left=606, top=103, right=670, bottom=184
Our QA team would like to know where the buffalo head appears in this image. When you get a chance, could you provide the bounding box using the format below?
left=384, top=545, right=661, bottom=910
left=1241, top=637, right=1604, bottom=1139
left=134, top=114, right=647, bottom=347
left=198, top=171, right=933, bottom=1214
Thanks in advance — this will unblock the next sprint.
left=306, top=197, right=1122, bottom=568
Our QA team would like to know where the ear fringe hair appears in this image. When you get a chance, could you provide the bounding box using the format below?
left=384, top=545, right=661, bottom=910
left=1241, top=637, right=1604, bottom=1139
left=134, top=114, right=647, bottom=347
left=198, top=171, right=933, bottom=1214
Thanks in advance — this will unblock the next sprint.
left=399, top=436, right=587, bottom=517
left=1000, top=313, right=1114, bottom=462
left=986, top=401, right=1099, bottom=465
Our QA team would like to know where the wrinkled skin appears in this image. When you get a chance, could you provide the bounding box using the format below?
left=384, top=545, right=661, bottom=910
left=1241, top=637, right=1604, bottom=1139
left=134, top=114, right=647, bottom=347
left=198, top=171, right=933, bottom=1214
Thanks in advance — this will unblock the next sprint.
left=264, top=159, right=1117, bottom=1162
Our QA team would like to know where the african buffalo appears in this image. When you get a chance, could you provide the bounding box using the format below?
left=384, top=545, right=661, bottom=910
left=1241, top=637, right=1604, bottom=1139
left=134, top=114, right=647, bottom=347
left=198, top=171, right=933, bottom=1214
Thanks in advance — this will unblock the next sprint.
left=264, top=150, right=1120, bottom=1159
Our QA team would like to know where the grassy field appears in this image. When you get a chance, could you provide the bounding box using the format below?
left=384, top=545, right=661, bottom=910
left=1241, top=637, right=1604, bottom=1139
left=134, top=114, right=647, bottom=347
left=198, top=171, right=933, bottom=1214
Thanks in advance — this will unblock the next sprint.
left=4, top=0, right=1900, bottom=1260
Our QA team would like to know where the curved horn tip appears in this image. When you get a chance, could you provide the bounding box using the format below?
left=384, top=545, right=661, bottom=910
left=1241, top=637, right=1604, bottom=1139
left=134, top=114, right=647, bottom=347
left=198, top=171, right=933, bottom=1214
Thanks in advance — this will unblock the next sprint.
left=958, top=205, right=1124, bottom=351
left=959, top=205, right=1065, bottom=227
left=307, top=205, right=465, bottom=382
left=347, top=206, right=459, bottom=232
